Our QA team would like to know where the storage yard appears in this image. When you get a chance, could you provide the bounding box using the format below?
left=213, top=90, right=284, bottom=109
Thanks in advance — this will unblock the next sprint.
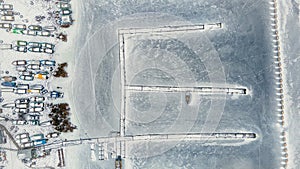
left=0, top=0, right=76, bottom=168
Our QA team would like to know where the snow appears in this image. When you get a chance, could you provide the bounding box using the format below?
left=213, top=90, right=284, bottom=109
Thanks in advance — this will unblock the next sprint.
left=277, top=0, right=300, bottom=169
left=0, top=0, right=298, bottom=168
left=70, top=0, right=291, bottom=168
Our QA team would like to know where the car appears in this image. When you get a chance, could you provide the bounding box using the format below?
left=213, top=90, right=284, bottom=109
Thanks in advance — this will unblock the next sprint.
left=13, top=46, right=27, bottom=52
left=17, top=137, right=31, bottom=144
left=34, top=72, right=49, bottom=80
left=19, top=73, right=34, bottom=81
left=1, top=76, right=17, bottom=82
left=13, top=24, right=26, bottom=30
left=28, top=42, right=41, bottom=48
left=40, top=60, right=56, bottom=66
left=19, top=71, right=32, bottom=76
left=13, top=108, right=28, bottom=114
left=205, top=23, right=222, bottom=30
left=0, top=23, right=12, bottom=29
left=27, top=112, right=41, bottom=116
left=0, top=4, right=13, bottom=10
left=28, top=25, right=42, bottom=31
left=21, top=142, right=34, bottom=148
left=49, top=91, right=64, bottom=98
left=28, top=89, right=42, bottom=94
left=34, top=74, right=49, bottom=80
left=46, top=132, right=60, bottom=138
left=43, top=48, right=54, bottom=54
left=15, top=98, right=30, bottom=104
left=37, top=30, right=51, bottom=37
left=41, top=43, right=55, bottom=49
left=28, top=47, right=42, bottom=53
left=60, top=9, right=72, bottom=15
left=16, top=84, right=29, bottom=89
left=12, top=60, right=27, bottom=66
left=40, top=66, right=53, bottom=72
left=33, top=139, right=47, bottom=146
left=25, top=30, right=37, bottom=36
left=29, top=107, right=44, bottom=112
left=16, top=40, right=27, bottom=46
left=11, top=28, right=23, bottom=34
left=30, top=84, right=44, bottom=90
left=19, top=75, right=34, bottom=81
left=43, top=26, right=57, bottom=32
left=29, top=96, right=45, bottom=102
left=13, top=88, right=27, bottom=94
left=26, top=115, right=40, bottom=121
left=36, top=70, right=49, bottom=75
left=30, top=134, right=44, bottom=141
left=41, top=89, right=49, bottom=95
left=28, top=120, right=40, bottom=125
left=27, top=60, right=40, bottom=65
left=15, top=133, right=29, bottom=140
left=29, top=102, right=44, bottom=108
left=57, top=2, right=71, bottom=9
left=1, top=81, right=16, bottom=87
left=12, top=120, right=27, bottom=125
left=1, top=15, right=15, bottom=21
left=15, top=103, right=29, bottom=109
left=27, top=64, right=41, bottom=70
left=0, top=10, right=13, bottom=16
left=16, top=66, right=27, bottom=72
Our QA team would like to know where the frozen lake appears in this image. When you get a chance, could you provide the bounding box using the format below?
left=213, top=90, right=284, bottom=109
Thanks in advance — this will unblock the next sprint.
left=69, top=0, right=296, bottom=168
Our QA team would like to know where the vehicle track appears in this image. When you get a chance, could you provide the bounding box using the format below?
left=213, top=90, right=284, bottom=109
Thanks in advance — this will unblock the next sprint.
left=0, top=124, right=20, bottom=150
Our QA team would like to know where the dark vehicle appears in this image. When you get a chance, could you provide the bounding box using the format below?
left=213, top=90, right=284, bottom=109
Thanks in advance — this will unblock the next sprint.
left=1, top=81, right=16, bottom=87
left=49, top=91, right=64, bottom=99
left=1, top=76, right=17, bottom=82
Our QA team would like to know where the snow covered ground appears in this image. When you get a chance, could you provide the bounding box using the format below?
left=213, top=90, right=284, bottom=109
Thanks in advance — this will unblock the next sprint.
left=277, top=0, right=300, bottom=169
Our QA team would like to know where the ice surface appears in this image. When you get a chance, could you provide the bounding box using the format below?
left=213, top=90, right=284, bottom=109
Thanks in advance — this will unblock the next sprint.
left=68, top=0, right=298, bottom=168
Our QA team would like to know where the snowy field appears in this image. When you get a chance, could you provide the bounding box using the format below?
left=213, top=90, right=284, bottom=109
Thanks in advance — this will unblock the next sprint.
left=277, top=0, right=300, bottom=169
left=67, top=0, right=299, bottom=168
